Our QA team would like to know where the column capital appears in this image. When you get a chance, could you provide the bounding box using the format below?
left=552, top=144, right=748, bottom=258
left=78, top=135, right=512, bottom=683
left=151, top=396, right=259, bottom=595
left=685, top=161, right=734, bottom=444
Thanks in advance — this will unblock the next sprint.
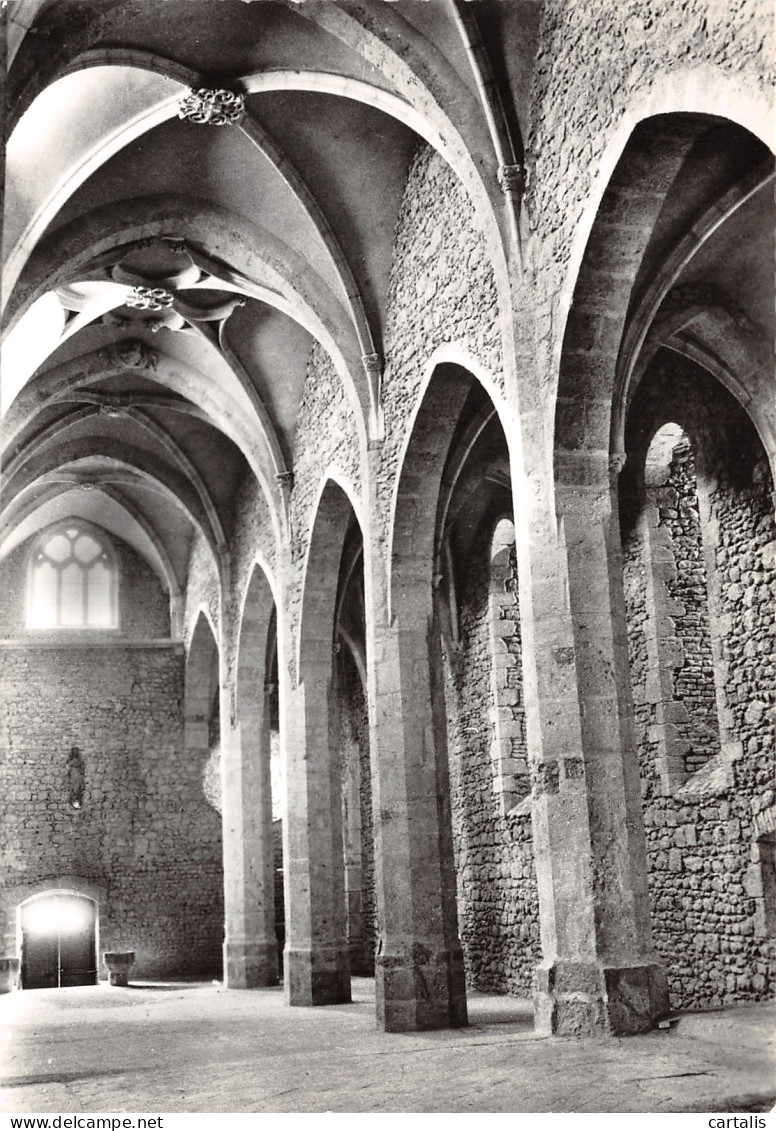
left=497, top=162, right=526, bottom=196
left=362, top=352, right=382, bottom=395
left=609, top=450, right=627, bottom=479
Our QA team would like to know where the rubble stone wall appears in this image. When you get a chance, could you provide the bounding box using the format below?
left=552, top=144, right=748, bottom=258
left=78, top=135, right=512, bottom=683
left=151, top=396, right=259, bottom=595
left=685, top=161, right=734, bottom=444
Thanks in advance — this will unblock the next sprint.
left=378, top=144, right=503, bottom=536
left=624, top=436, right=775, bottom=1009
left=442, top=539, right=539, bottom=996
left=183, top=531, right=220, bottom=647
left=286, top=342, right=363, bottom=676
left=0, top=642, right=223, bottom=978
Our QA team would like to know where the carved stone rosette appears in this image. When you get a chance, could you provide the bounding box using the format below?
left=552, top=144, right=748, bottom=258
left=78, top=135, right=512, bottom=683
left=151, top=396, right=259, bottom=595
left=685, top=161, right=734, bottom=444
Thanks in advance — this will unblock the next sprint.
left=126, top=286, right=175, bottom=312
left=178, top=88, right=246, bottom=127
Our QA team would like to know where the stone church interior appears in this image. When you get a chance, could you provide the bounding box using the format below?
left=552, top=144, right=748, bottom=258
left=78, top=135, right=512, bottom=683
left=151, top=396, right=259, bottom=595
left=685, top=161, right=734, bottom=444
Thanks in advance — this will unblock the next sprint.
left=1, top=0, right=774, bottom=1053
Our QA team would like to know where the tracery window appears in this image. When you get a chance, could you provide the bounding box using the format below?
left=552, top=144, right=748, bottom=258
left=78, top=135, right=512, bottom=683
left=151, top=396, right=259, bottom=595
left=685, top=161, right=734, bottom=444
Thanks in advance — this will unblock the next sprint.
left=26, top=524, right=117, bottom=630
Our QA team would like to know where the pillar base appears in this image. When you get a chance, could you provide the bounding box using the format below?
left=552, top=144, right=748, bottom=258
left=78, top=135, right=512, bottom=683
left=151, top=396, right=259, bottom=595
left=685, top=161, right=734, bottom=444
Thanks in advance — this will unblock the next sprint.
left=533, top=959, right=670, bottom=1036
left=224, top=938, right=279, bottom=989
left=375, top=946, right=468, bottom=1032
left=284, top=944, right=350, bottom=1006
left=349, top=939, right=375, bottom=977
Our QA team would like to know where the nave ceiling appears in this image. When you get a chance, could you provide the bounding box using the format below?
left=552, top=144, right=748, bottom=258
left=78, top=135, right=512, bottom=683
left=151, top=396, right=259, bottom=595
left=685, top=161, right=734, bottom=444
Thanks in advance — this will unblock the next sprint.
left=2, top=0, right=773, bottom=614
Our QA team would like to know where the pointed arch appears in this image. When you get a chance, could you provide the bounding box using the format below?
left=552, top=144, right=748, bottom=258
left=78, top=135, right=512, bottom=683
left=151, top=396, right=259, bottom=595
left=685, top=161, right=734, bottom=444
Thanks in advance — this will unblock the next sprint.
left=221, top=558, right=281, bottom=989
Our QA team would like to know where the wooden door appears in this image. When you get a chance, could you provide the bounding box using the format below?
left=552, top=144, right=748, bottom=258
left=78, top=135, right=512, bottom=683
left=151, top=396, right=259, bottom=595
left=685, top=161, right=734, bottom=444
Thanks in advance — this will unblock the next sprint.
left=21, top=895, right=97, bottom=989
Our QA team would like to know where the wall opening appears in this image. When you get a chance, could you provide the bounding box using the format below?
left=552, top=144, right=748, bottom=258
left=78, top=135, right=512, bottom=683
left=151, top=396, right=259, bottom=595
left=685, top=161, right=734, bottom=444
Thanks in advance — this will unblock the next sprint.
left=621, top=350, right=776, bottom=1009
left=20, top=893, right=97, bottom=989
left=434, top=382, right=538, bottom=996
left=630, top=422, right=723, bottom=792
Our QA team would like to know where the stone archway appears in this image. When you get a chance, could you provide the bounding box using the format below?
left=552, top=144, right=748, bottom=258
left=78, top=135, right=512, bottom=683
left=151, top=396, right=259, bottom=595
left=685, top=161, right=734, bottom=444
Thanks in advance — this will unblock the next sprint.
left=620, top=349, right=776, bottom=1009
left=283, top=478, right=365, bottom=1008
left=221, top=562, right=279, bottom=989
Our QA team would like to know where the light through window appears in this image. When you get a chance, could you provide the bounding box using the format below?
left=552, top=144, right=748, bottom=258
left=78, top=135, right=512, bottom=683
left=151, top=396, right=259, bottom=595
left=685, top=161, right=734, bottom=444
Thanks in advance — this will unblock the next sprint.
left=27, top=525, right=117, bottom=629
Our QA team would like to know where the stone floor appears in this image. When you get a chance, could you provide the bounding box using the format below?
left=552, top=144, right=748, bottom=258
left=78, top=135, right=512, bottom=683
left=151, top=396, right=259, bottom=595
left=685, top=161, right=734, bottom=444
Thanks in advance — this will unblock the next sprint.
left=1, top=979, right=774, bottom=1113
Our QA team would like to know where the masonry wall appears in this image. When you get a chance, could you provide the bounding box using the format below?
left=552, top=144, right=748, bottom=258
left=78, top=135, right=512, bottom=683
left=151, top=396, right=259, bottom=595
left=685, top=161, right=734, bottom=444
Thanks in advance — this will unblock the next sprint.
left=624, top=439, right=775, bottom=1009
left=183, top=531, right=220, bottom=647
left=442, top=541, right=540, bottom=995
left=0, top=535, right=223, bottom=979
left=526, top=0, right=772, bottom=271
left=287, top=342, right=363, bottom=672
left=378, top=143, right=503, bottom=534
left=638, top=438, right=721, bottom=780
left=382, top=142, right=503, bottom=391
left=660, top=441, right=720, bottom=775
left=337, top=650, right=375, bottom=975
left=512, top=0, right=774, bottom=493
left=375, top=143, right=538, bottom=994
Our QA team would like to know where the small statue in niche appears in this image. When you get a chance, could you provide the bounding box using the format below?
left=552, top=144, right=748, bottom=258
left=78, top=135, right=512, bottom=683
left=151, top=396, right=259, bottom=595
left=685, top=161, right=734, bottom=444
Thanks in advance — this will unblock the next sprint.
left=66, top=746, right=85, bottom=810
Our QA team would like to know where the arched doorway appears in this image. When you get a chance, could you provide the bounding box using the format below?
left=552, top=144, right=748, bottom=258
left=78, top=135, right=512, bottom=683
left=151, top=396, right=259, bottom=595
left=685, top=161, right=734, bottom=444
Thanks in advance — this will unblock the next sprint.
left=222, top=562, right=280, bottom=989
left=20, top=892, right=97, bottom=989
left=539, top=110, right=771, bottom=1033
left=432, top=384, right=538, bottom=997
left=376, top=360, right=532, bottom=1028
left=284, top=478, right=364, bottom=1007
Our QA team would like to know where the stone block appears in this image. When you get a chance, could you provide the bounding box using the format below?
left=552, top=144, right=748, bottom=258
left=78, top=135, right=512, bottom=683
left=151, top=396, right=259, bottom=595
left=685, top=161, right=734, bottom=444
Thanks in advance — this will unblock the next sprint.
left=375, top=948, right=467, bottom=1032
left=534, top=961, right=669, bottom=1036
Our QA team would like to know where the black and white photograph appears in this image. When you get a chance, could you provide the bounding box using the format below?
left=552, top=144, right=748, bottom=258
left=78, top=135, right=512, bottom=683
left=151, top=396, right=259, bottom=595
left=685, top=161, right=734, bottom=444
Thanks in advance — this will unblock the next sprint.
left=1, top=0, right=774, bottom=1118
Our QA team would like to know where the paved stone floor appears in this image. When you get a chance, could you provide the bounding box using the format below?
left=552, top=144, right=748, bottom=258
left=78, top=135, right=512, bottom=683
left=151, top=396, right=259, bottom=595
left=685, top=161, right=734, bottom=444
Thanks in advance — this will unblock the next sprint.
left=1, top=979, right=774, bottom=1113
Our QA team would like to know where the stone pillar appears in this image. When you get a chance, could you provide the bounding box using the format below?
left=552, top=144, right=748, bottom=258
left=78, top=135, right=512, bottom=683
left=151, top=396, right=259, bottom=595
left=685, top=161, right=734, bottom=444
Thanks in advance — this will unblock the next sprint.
left=221, top=711, right=278, bottom=989
left=283, top=649, right=350, bottom=1006
left=368, top=578, right=467, bottom=1032
left=220, top=571, right=278, bottom=990
left=341, top=728, right=367, bottom=973
left=0, top=901, right=16, bottom=963
left=527, top=452, right=668, bottom=1035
